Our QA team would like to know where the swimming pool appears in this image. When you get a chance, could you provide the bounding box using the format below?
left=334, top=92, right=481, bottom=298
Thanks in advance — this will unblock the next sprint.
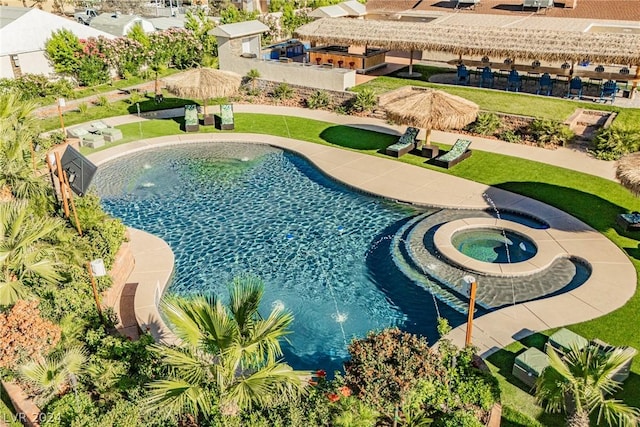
left=94, top=142, right=466, bottom=372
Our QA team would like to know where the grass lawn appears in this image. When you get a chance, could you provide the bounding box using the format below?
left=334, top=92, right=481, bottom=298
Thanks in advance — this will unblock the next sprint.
left=71, top=110, right=640, bottom=425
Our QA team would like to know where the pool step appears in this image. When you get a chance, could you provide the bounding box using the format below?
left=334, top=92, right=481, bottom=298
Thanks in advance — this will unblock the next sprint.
left=390, top=213, right=469, bottom=314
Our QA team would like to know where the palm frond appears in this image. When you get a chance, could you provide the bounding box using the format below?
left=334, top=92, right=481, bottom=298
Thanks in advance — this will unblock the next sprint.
left=229, top=275, right=263, bottom=332
left=145, top=378, right=213, bottom=419
left=0, top=278, right=29, bottom=306
left=149, top=344, right=208, bottom=385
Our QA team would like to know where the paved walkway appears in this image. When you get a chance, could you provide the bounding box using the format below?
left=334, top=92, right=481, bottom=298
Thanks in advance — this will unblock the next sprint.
left=87, top=126, right=635, bottom=357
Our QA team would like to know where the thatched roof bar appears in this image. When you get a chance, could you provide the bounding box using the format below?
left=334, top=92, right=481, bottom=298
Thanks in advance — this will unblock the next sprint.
left=294, top=18, right=640, bottom=64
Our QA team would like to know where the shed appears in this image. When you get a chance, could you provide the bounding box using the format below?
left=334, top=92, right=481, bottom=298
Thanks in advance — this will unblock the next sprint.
left=210, top=20, right=269, bottom=70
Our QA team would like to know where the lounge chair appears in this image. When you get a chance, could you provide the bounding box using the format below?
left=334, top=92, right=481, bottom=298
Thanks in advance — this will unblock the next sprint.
left=88, top=121, right=123, bottom=142
left=506, top=70, right=522, bottom=92
left=545, top=328, right=588, bottom=357
left=512, top=347, right=550, bottom=389
left=432, top=139, right=472, bottom=168
left=616, top=212, right=640, bottom=232
left=590, top=339, right=637, bottom=383
left=599, top=80, right=617, bottom=104
left=536, top=73, right=553, bottom=96
left=456, top=65, right=470, bottom=86
left=479, top=67, right=494, bottom=88
left=184, top=104, right=199, bottom=132
left=220, top=104, right=235, bottom=130
left=67, top=126, right=105, bottom=149
left=566, top=77, right=583, bottom=99
left=386, top=127, right=419, bottom=158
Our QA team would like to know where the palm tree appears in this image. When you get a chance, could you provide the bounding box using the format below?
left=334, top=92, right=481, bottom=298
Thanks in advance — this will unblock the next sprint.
left=0, top=200, right=64, bottom=305
left=535, top=343, right=640, bottom=427
left=145, top=276, right=308, bottom=420
left=20, top=347, right=87, bottom=406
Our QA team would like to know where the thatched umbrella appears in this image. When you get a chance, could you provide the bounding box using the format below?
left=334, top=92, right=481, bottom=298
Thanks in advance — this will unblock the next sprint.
left=163, top=68, right=242, bottom=118
left=378, top=86, right=479, bottom=145
left=616, top=152, right=640, bottom=196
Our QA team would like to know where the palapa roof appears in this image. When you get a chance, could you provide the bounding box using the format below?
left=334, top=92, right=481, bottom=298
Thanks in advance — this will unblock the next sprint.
left=163, top=68, right=242, bottom=100
left=616, top=153, right=640, bottom=196
left=295, top=18, right=640, bottom=64
left=378, top=86, right=478, bottom=131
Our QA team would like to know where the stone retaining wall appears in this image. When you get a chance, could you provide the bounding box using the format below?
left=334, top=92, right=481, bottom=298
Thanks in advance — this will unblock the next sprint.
left=254, top=80, right=357, bottom=106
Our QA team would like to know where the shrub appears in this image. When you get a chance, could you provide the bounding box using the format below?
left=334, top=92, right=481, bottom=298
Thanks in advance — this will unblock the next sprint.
left=272, top=82, right=294, bottom=100
left=306, top=90, right=331, bottom=109
left=77, top=102, right=88, bottom=114
left=350, top=88, right=377, bottom=113
left=499, top=129, right=522, bottom=143
left=470, top=112, right=501, bottom=136
left=95, top=95, right=109, bottom=107
left=590, top=125, right=640, bottom=160
left=528, top=118, right=574, bottom=147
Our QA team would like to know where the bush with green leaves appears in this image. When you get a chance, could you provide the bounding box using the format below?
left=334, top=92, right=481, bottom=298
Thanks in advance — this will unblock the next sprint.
left=77, top=102, right=89, bottom=114
left=306, top=90, right=331, bottom=110
left=95, top=95, right=109, bottom=107
left=350, top=88, right=377, bottom=113
left=590, top=125, right=640, bottom=160
left=528, top=118, right=574, bottom=147
left=499, top=129, right=522, bottom=143
left=272, top=82, right=294, bottom=100
left=470, top=112, right=502, bottom=136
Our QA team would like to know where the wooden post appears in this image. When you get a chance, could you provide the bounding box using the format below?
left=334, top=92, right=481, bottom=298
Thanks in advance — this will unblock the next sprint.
left=464, top=276, right=478, bottom=347
left=409, top=49, right=414, bottom=75
left=87, top=262, right=105, bottom=325
left=425, top=128, right=432, bottom=146
left=63, top=170, right=82, bottom=236
left=631, top=64, right=640, bottom=96
left=57, top=98, right=66, bottom=142
left=54, top=151, right=69, bottom=218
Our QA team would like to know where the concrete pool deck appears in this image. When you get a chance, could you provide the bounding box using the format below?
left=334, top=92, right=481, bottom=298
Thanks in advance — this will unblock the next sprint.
left=88, top=129, right=636, bottom=357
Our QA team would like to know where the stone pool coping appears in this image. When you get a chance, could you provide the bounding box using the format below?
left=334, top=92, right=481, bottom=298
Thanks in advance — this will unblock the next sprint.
left=88, top=133, right=636, bottom=357
left=434, top=218, right=575, bottom=277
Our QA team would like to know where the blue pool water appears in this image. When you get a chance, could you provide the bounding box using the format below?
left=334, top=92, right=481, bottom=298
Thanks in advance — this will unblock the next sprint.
left=452, top=228, right=537, bottom=263
left=94, top=142, right=466, bottom=372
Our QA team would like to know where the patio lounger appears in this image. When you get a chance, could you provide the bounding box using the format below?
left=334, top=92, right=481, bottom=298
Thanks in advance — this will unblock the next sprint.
left=184, top=104, right=199, bottom=132
left=385, top=127, right=419, bottom=157
left=67, top=126, right=105, bottom=148
left=590, top=339, right=637, bottom=383
left=99, top=127, right=123, bottom=142
left=616, top=212, right=640, bottom=232
left=512, top=347, right=550, bottom=389
left=220, top=104, right=235, bottom=130
left=545, top=328, right=588, bottom=356
left=432, top=139, right=472, bottom=168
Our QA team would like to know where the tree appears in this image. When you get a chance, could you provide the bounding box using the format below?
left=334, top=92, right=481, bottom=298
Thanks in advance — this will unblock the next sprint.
left=0, top=200, right=65, bottom=305
left=44, top=29, right=82, bottom=78
left=144, top=276, right=308, bottom=421
left=185, top=9, right=218, bottom=62
left=535, top=344, right=640, bottom=427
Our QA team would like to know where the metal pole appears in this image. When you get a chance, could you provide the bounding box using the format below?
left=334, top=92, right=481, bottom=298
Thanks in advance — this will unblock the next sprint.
left=465, top=279, right=478, bottom=347
left=57, top=100, right=66, bottom=142
left=87, top=261, right=105, bottom=325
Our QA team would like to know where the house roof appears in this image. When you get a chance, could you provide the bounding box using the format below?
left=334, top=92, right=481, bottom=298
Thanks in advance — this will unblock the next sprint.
left=209, top=20, right=269, bottom=38
left=365, top=0, right=640, bottom=21
left=89, top=13, right=150, bottom=36
left=295, top=17, right=640, bottom=64
left=0, top=6, right=113, bottom=56
left=148, top=16, right=185, bottom=30
left=309, top=1, right=367, bottom=18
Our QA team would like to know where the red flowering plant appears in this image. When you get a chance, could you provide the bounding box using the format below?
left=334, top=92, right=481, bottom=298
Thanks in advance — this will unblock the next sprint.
left=75, top=37, right=110, bottom=86
left=99, top=36, right=145, bottom=78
